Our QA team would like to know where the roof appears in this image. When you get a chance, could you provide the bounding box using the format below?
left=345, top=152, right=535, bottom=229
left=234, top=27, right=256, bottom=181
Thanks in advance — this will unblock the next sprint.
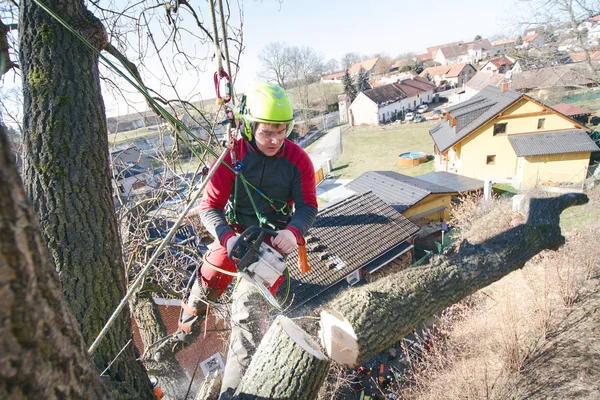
left=508, top=129, right=599, bottom=157
left=492, top=38, right=517, bottom=46
left=568, top=51, right=600, bottom=62
left=322, top=71, right=345, bottom=80
left=467, top=39, right=492, bottom=51
left=467, top=63, right=597, bottom=92
left=416, top=53, right=433, bottom=62
left=284, top=191, right=419, bottom=310
left=359, top=77, right=434, bottom=106
left=446, top=63, right=474, bottom=78
left=523, top=33, right=540, bottom=42
left=360, top=83, right=406, bottom=105
left=348, top=57, right=380, bottom=75
left=421, top=65, right=452, bottom=77
left=593, top=15, right=600, bottom=21
left=396, top=76, right=435, bottom=97
left=426, top=41, right=464, bottom=57
left=416, top=171, right=485, bottom=193
left=346, top=171, right=455, bottom=212
left=430, top=86, right=523, bottom=153
left=438, top=43, right=469, bottom=59
left=489, top=57, right=514, bottom=68
left=551, top=103, right=593, bottom=116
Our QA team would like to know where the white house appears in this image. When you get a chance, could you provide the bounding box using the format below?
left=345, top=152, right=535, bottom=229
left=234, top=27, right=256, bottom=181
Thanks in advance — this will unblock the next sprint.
left=491, top=38, right=517, bottom=56
left=111, top=147, right=156, bottom=199
left=434, top=39, right=492, bottom=65
left=479, top=57, right=514, bottom=75
left=420, top=63, right=476, bottom=87
left=348, top=77, right=435, bottom=126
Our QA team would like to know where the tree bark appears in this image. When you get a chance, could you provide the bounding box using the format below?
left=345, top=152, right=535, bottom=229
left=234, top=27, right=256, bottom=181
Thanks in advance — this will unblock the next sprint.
left=0, top=125, right=109, bottom=398
left=19, top=0, right=153, bottom=397
left=233, top=315, right=330, bottom=400
left=320, top=193, right=589, bottom=367
left=131, top=291, right=190, bottom=399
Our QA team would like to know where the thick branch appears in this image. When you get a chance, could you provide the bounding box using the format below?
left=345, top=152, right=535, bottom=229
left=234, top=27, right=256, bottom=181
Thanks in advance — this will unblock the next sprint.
left=320, top=193, right=589, bottom=367
left=0, top=19, right=18, bottom=76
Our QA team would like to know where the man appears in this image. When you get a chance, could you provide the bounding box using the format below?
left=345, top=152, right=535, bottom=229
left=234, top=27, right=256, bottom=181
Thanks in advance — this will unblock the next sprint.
left=155, top=82, right=318, bottom=397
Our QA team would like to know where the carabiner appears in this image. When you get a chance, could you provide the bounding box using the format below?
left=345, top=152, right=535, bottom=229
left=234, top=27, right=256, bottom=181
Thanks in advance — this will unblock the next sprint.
left=214, top=68, right=232, bottom=105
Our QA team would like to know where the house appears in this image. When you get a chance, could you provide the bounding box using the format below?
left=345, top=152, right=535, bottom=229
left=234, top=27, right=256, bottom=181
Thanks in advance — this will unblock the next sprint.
left=348, top=57, right=382, bottom=76
left=491, top=38, right=517, bottom=56
left=371, top=71, right=417, bottom=87
left=348, top=77, right=435, bottom=125
left=284, top=191, right=419, bottom=313
left=433, top=40, right=492, bottom=66
left=569, top=50, right=600, bottom=62
left=420, top=63, right=477, bottom=87
left=521, top=33, right=545, bottom=49
left=321, top=71, right=346, bottom=83
left=346, top=171, right=484, bottom=222
left=465, top=62, right=597, bottom=98
left=107, top=111, right=164, bottom=134
left=110, top=146, right=156, bottom=198
left=479, top=57, right=514, bottom=74
left=429, top=85, right=599, bottom=189
left=551, top=103, right=594, bottom=124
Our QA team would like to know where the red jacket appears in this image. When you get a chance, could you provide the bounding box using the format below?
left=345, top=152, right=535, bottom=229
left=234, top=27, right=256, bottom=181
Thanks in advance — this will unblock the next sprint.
left=200, top=138, right=318, bottom=246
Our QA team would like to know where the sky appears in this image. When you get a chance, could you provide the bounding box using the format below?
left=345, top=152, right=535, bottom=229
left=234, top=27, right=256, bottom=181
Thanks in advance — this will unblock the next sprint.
left=1, top=0, right=524, bottom=119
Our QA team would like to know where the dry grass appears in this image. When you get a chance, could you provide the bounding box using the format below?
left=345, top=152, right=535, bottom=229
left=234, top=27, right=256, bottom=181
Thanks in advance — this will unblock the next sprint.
left=385, top=192, right=600, bottom=400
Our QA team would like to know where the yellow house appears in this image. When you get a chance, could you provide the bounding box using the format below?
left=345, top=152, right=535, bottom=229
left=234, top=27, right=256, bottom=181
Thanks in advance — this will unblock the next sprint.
left=430, top=85, right=600, bottom=189
left=346, top=171, right=484, bottom=222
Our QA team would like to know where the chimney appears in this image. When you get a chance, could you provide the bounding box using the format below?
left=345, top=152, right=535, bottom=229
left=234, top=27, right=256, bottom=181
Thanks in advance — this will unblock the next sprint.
left=445, top=112, right=450, bottom=121
left=501, top=82, right=509, bottom=93
left=451, top=117, right=457, bottom=127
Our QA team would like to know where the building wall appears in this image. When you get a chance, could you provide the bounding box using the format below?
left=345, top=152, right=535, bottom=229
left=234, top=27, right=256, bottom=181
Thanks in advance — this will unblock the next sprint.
left=349, top=93, right=379, bottom=125
left=403, top=193, right=452, bottom=222
left=519, top=152, right=591, bottom=188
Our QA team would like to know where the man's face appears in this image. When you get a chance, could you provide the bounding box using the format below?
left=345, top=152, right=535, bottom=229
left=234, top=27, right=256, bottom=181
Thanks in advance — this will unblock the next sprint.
left=254, top=122, right=288, bottom=156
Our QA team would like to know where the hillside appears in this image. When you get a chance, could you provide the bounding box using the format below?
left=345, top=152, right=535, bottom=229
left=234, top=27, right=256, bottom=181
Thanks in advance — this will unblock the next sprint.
left=376, top=187, right=600, bottom=399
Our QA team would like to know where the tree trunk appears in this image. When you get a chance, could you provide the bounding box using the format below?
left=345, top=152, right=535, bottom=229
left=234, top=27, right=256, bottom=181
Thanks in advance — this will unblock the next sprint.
left=320, top=194, right=589, bottom=367
left=233, top=315, right=330, bottom=400
left=19, top=0, right=153, bottom=397
left=131, top=291, right=190, bottom=399
left=0, top=125, right=109, bottom=398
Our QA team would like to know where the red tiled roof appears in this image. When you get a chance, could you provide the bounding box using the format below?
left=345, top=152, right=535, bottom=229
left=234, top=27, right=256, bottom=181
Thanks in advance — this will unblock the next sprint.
left=348, top=57, right=380, bottom=75
left=322, top=71, right=346, bottom=80
left=419, top=63, right=473, bottom=78
left=551, top=103, right=593, bottom=116
left=416, top=53, right=433, bottom=62
left=492, top=38, right=517, bottom=46
left=593, top=15, right=600, bottom=21
left=489, top=57, right=513, bottom=68
left=569, top=51, right=600, bottom=62
left=523, top=33, right=539, bottom=42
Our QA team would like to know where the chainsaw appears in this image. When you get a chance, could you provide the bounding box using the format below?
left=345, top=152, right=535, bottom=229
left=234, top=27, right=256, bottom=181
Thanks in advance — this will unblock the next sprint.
left=228, top=226, right=287, bottom=310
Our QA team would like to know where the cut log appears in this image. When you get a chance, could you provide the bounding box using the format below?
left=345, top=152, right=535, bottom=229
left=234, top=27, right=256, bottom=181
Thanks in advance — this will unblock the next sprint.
left=233, top=315, right=330, bottom=399
left=320, top=193, right=588, bottom=367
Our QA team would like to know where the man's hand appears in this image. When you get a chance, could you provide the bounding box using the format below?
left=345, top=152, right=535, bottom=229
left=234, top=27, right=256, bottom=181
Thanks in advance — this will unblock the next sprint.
left=271, top=229, right=297, bottom=254
left=226, top=235, right=238, bottom=257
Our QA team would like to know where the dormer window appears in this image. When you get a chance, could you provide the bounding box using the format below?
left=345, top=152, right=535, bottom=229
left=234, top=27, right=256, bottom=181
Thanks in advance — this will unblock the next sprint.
left=493, top=123, right=507, bottom=135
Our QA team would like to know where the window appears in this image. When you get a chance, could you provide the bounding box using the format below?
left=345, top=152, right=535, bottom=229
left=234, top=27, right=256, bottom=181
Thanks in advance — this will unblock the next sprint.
left=493, top=123, right=507, bottom=135
left=486, top=155, right=496, bottom=165
left=537, top=118, right=545, bottom=129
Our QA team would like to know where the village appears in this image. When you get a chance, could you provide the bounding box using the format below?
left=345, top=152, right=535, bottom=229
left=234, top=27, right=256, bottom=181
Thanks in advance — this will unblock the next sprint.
left=98, top=16, right=600, bottom=400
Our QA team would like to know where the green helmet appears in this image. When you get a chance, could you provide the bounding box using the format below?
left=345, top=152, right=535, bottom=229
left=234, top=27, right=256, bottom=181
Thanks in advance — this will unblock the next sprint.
left=241, top=82, right=295, bottom=141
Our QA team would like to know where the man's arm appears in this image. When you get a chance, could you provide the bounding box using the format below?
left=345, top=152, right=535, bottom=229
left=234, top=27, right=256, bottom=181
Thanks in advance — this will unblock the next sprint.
left=285, top=145, right=318, bottom=241
left=199, top=152, right=237, bottom=247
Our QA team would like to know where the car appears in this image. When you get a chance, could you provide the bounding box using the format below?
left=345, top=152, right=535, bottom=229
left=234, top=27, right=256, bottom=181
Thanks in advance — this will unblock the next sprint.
left=433, top=109, right=442, bottom=115
left=417, top=104, right=429, bottom=113
left=405, top=112, right=415, bottom=121
left=414, top=114, right=424, bottom=123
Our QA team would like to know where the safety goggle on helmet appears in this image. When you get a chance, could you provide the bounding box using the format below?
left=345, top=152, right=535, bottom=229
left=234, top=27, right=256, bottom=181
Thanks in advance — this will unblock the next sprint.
left=240, top=82, right=295, bottom=141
